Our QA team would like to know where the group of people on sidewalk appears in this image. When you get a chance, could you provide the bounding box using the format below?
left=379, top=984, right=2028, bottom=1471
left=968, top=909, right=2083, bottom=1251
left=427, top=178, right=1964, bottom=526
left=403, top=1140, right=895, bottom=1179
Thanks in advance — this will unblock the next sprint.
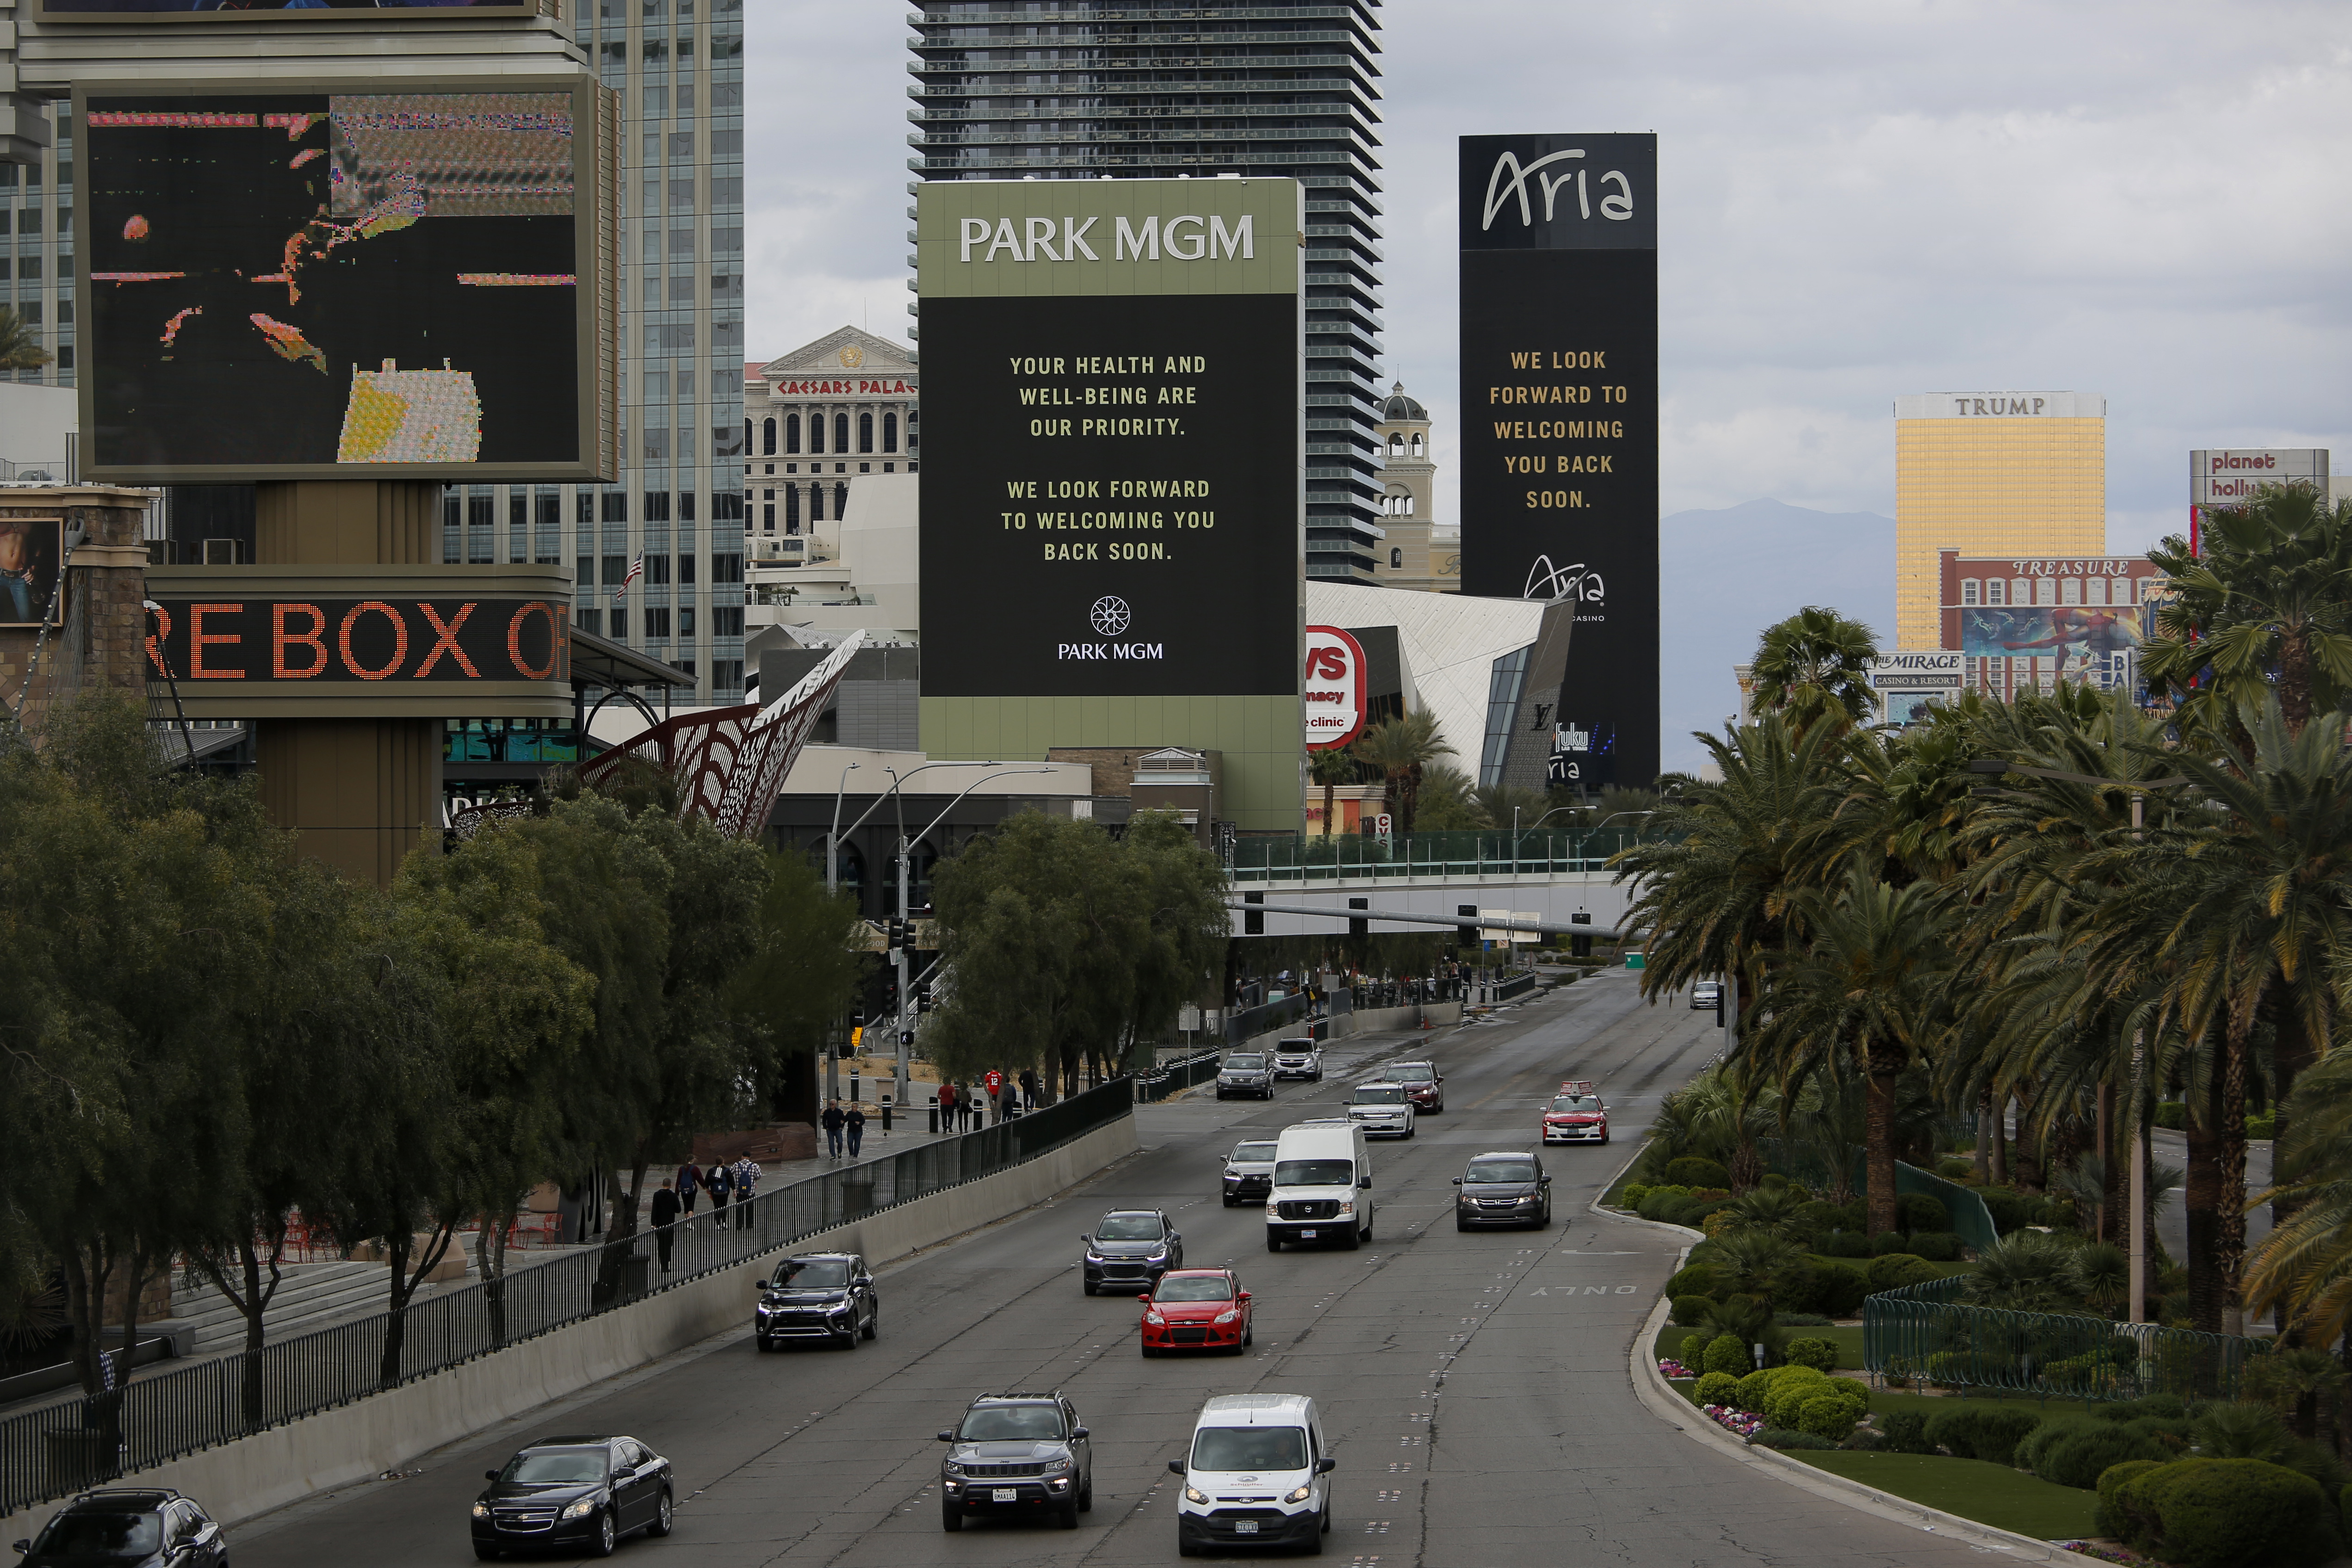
left=646, top=1152, right=765, bottom=1272
left=819, top=1100, right=869, bottom=1160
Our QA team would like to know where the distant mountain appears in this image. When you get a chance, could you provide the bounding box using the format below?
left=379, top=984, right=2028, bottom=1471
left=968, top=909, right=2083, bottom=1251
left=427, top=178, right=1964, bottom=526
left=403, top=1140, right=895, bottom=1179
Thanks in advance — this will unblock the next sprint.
left=1655, top=498, right=1895, bottom=775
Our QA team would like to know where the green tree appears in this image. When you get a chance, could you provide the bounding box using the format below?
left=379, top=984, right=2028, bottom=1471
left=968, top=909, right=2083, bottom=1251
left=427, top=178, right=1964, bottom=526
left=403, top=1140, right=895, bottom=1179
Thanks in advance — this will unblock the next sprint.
left=1748, top=605, right=1879, bottom=728
left=2245, top=1048, right=2352, bottom=1346
left=0, top=304, right=50, bottom=371
left=1351, top=710, right=1453, bottom=833
left=1412, top=764, right=1489, bottom=830
left=731, top=849, right=867, bottom=1124
left=2142, top=484, right=2352, bottom=740
left=1307, top=744, right=1358, bottom=839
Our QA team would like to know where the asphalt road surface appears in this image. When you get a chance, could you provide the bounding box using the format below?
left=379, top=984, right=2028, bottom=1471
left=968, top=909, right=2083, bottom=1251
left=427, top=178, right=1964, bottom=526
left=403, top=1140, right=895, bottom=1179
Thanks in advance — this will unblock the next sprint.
left=230, top=970, right=2010, bottom=1566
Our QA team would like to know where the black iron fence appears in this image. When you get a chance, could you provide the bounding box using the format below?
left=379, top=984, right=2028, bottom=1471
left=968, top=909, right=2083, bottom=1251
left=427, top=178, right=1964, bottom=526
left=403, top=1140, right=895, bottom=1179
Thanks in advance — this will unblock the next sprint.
left=0, top=1078, right=1137, bottom=1517
left=1135, top=1050, right=1222, bottom=1103
left=1862, top=1273, right=2261, bottom=1404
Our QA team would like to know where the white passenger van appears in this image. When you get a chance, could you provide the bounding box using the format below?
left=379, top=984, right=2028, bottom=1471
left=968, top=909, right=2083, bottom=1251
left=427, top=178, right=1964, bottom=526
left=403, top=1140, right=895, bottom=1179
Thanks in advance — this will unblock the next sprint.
left=1170, top=1392, right=1333, bottom=1555
left=1264, top=1119, right=1371, bottom=1251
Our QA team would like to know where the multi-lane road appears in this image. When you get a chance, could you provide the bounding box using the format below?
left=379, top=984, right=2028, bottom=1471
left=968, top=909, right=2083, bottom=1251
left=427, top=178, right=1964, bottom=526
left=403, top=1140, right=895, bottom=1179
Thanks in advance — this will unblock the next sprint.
left=231, top=969, right=2008, bottom=1566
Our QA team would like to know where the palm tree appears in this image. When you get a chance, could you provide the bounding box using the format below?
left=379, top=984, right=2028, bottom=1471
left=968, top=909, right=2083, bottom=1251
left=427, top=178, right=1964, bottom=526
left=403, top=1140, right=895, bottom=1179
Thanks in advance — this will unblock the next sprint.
left=1412, top=765, right=1490, bottom=830
left=0, top=306, right=50, bottom=371
left=2244, top=1047, right=2352, bottom=1346
left=1306, top=744, right=1357, bottom=838
left=1350, top=710, right=1452, bottom=833
left=2143, top=485, right=2352, bottom=740
left=1748, top=605, right=1880, bottom=728
left=1705, top=1230, right=1808, bottom=1309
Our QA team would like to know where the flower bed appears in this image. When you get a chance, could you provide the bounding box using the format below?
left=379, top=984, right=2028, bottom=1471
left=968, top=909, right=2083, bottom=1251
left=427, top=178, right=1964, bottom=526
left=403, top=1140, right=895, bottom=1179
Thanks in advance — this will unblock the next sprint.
left=1701, top=1402, right=1765, bottom=1439
left=1657, top=1358, right=1692, bottom=1380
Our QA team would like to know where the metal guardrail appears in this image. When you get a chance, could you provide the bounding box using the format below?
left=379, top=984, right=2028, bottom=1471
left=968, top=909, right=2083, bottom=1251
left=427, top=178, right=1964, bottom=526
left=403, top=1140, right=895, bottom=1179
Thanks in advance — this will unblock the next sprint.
left=1135, top=1050, right=1223, bottom=1103
left=1862, top=1273, right=2261, bottom=1403
left=1224, top=991, right=1316, bottom=1043
left=0, top=1079, right=1137, bottom=1517
left=1493, top=970, right=1539, bottom=1003
left=1227, top=829, right=1649, bottom=884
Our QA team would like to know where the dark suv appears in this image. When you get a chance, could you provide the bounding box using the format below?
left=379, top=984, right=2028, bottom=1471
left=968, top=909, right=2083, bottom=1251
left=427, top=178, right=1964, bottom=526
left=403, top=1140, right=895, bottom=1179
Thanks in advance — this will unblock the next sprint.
left=754, top=1252, right=878, bottom=1349
left=1080, top=1210, right=1182, bottom=1295
left=14, top=1490, right=225, bottom=1567
left=939, top=1391, right=1094, bottom=1531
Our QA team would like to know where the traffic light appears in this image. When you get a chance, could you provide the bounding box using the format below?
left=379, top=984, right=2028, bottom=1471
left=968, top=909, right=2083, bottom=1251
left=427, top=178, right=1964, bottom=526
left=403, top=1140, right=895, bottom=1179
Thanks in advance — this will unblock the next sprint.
left=885, top=916, right=907, bottom=952
left=1570, top=908, right=1592, bottom=960
left=914, top=980, right=932, bottom=1014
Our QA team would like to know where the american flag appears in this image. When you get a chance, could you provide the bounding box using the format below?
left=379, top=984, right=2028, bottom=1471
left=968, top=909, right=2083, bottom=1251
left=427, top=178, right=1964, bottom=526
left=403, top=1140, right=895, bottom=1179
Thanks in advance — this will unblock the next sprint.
left=613, top=556, right=644, bottom=600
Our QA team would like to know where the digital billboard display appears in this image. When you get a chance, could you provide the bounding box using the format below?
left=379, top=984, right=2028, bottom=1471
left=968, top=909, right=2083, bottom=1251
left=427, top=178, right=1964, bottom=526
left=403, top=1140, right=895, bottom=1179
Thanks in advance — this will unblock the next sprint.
left=1958, top=604, right=2145, bottom=674
left=76, top=77, right=617, bottom=483
left=915, top=180, right=1302, bottom=700
left=0, top=518, right=64, bottom=627
left=1458, top=133, right=1659, bottom=789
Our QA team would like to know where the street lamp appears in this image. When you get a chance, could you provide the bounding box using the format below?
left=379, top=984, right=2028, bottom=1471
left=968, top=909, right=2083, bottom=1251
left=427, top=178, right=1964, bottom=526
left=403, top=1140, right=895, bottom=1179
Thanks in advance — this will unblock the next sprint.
left=827, top=762, right=860, bottom=894
left=1965, top=756, right=2193, bottom=1325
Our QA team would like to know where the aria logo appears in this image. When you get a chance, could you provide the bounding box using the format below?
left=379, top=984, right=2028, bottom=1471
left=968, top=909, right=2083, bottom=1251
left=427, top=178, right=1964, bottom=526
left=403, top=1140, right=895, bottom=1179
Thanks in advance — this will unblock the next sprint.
left=1060, top=596, right=1164, bottom=662
left=1523, top=556, right=1606, bottom=605
left=1481, top=148, right=1636, bottom=231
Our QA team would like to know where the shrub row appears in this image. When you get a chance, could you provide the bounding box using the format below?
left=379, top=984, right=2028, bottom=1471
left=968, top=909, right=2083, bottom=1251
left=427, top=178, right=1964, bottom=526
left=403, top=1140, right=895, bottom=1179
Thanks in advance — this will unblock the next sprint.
left=2100, top=1457, right=2341, bottom=1568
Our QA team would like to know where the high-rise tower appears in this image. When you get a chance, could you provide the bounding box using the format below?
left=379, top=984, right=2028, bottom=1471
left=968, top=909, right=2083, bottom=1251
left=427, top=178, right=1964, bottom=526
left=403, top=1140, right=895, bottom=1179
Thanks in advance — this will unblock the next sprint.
left=905, top=0, right=1386, bottom=584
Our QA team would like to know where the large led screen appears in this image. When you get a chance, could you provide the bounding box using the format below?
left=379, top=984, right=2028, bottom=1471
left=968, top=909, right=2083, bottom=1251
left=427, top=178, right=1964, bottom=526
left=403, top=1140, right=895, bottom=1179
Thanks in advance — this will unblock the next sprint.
left=77, top=79, right=614, bottom=482
left=1959, top=605, right=2146, bottom=670
left=1459, top=133, right=1660, bottom=789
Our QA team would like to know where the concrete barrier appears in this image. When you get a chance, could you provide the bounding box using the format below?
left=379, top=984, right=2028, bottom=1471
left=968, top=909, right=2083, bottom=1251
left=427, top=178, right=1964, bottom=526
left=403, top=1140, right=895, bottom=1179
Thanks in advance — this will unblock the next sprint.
left=0, top=1116, right=1139, bottom=1542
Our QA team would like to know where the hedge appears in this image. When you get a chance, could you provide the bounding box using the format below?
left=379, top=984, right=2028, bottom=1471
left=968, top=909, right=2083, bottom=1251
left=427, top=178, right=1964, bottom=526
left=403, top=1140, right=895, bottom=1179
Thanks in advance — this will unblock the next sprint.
left=2018, top=1416, right=2169, bottom=1490
left=1796, top=1391, right=1862, bottom=1442
left=1702, top=1333, right=1750, bottom=1377
left=1923, top=1404, right=2043, bottom=1467
left=2114, top=1457, right=2335, bottom=1568
left=1758, top=1368, right=1830, bottom=1426
left=1816, top=1229, right=1870, bottom=1259
left=1692, top=1371, right=1742, bottom=1406
left=1906, top=1230, right=1962, bottom=1262
left=1865, top=1252, right=1939, bottom=1290
left=1664, top=1155, right=1731, bottom=1189
left=1880, top=1409, right=1937, bottom=1455
left=1671, top=1293, right=1716, bottom=1327
left=1783, top=1337, right=1839, bottom=1372
left=1664, top=1262, right=1713, bottom=1299
left=2095, top=1458, right=2165, bottom=1539
left=1898, top=1192, right=1950, bottom=1234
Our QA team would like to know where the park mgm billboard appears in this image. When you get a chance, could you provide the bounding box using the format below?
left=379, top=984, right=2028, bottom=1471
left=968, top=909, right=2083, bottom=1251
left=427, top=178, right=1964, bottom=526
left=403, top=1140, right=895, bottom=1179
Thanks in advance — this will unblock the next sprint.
left=915, top=178, right=1306, bottom=832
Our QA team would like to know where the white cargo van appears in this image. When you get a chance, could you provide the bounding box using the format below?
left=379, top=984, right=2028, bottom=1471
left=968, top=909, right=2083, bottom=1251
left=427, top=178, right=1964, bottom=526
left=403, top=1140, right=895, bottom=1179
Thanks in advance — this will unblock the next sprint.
left=1264, top=1120, right=1370, bottom=1251
left=1170, top=1392, right=1333, bottom=1555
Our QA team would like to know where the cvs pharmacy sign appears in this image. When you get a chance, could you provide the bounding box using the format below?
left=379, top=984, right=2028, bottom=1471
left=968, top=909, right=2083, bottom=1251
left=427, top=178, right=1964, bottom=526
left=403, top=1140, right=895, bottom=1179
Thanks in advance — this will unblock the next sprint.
left=1304, top=625, right=1368, bottom=750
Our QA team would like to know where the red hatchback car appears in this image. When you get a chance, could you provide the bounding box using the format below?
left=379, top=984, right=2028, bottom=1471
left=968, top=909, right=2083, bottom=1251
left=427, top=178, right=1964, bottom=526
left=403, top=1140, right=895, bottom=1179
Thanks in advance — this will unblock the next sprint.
left=1138, top=1269, right=1253, bottom=1357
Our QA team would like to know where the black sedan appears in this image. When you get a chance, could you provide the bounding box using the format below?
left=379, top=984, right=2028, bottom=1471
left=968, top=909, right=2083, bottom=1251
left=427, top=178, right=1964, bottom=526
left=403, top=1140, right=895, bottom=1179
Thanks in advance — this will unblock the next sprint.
left=754, top=1253, right=879, bottom=1349
left=472, top=1435, right=673, bottom=1559
left=1453, top=1152, right=1552, bottom=1229
left=14, top=1489, right=225, bottom=1567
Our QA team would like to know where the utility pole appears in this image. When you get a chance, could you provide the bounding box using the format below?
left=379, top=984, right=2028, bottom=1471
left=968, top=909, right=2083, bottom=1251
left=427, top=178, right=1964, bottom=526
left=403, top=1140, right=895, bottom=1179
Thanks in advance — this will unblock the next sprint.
left=895, top=836, right=913, bottom=1124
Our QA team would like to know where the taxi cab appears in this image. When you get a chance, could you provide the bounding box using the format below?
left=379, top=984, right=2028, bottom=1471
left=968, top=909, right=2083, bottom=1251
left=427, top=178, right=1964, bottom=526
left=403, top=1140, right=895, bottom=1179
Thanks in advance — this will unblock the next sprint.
left=1541, top=1080, right=1609, bottom=1144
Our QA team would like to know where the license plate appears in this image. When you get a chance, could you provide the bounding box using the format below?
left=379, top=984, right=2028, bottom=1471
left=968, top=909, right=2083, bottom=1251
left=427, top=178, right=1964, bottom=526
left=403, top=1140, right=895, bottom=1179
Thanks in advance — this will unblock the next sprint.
left=1234, top=1521, right=1259, bottom=1534
left=991, top=1488, right=1017, bottom=1503
left=1299, top=1229, right=1317, bottom=1239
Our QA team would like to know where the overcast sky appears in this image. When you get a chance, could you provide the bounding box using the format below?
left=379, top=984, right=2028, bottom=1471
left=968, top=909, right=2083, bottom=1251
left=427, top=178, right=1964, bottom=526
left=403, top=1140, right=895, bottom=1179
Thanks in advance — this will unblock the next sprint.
left=747, top=1, right=2352, bottom=559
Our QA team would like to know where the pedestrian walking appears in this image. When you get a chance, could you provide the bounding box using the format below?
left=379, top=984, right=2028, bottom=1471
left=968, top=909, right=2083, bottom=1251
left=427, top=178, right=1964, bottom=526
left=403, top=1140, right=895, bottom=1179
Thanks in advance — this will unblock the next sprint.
left=1000, top=1079, right=1020, bottom=1122
left=674, top=1158, right=700, bottom=1218
left=822, top=1099, right=846, bottom=1159
left=733, top=1154, right=760, bottom=1230
left=650, top=1179, right=681, bottom=1272
left=1019, top=1068, right=1039, bottom=1111
left=706, top=1157, right=734, bottom=1227
left=846, top=1103, right=867, bottom=1159
left=936, top=1080, right=956, bottom=1132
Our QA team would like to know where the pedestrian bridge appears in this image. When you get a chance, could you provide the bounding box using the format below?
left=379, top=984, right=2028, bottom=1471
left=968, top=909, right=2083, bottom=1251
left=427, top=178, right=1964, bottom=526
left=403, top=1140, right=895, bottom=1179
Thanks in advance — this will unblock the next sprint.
left=1225, top=830, right=1641, bottom=940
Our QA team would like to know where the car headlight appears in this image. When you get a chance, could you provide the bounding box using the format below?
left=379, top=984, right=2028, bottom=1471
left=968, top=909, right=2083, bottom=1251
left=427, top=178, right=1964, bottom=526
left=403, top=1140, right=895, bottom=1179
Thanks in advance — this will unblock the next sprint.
left=1213, top=1309, right=1239, bottom=1324
left=1336, top=1200, right=1354, bottom=1215
left=1183, top=1485, right=1210, bottom=1505
left=471, top=1502, right=490, bottom=1519
left=1265, top=1202, right=1280, bottom=1217
left=1284, top=1484, right=1313, bottom=1504
left=1145, top=1310, right=1165, bottom=1325
left=828, top=1302, right=852, bottom=1315
left=561, top=1497, right=600, bottom=1520
left=1042, top=1458, right=1072, bottom=1475
left=1146, top=1249, right=1169, bottom=1262
left=943, top=1461, right=964, bottom=1475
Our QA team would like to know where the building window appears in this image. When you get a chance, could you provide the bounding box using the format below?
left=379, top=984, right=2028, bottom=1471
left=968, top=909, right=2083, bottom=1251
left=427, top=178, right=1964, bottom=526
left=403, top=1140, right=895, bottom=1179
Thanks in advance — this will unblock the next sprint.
left=1478, top=647, right=1531, bottom=789
left=603, top=553, right=625, bottom=585
left=762, top=416, right=776, bottom=455
left=1961, top=579, right=1980, bottom=606
left=2031, top=577, right=2051, bottom=606
left=835, top=482, right=848, bottom=519
left=2060, top=576, right=2080, bottom=605
left=1411, top=434, right=1424, bottom=457
left=714, top=605, right=744, bottom=636
left=762, top=503, right=774, bottom=531
left=678, top=607, right=696, bottom=638
left=1388, top=433, right=1402, bottom=456
left=785, top=485, right=800, bottom=531
left=858, top=411, right=873, bottom=453
left=809, top=484, right=823, bottom=524
left=833, top=412, right=849, bottom=453
left=577, top=607, right=603, bottom=636
left=1984, top=578, right=2004, bottom=606
left=882, top=411, right=898, bottom=452
left=809, top=411, right=824, bottom=453
left=2084, top=576, right=2106, bottom=606
left=786, top=413, right=800, bottom=453
left=712, top=551, right=743, bottom=584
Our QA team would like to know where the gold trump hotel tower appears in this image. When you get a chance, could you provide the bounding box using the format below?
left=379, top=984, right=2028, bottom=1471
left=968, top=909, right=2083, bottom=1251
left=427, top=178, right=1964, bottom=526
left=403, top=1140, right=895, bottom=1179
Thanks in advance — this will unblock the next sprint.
left=1894, top=391, right=2107, bottom=651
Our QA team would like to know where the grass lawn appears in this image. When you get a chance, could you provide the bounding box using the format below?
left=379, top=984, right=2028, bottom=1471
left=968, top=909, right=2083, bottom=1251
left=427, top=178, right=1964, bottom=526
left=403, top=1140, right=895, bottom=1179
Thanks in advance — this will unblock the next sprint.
left=1783, top=1451, right=2096, bottom=1540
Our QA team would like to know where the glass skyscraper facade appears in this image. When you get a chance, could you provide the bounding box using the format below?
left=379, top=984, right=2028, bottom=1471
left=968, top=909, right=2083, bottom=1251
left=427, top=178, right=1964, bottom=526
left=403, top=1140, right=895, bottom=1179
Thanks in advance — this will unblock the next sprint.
left=435, top=0, right=747, bottom=703
left=905, top=0, right=1386, bottom=584
left=2, top=104, right=73, bottom=400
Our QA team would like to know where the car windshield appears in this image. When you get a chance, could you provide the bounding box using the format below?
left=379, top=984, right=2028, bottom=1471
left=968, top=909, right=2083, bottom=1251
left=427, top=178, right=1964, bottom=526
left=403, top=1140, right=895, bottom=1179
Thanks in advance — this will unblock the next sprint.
left=1391, top=1065, right=1435, bottom=1082
left=1275, top=1158, right=1354, bottom=1186
left=37, top=1514, right=162, bottom=1557
left=1225, top=1056, right=1265, bottom=1070
left=1231, top=1143, right=1277, bottom=1163
left=1551, top=1096, right=1596, bottom=1112
left=1095, top=1214, right=1163, bottom=1241
left=503, top=1448, right=607, bottom=1484
left=1156, top=1275, right=1235, bottom=1302
left=1466, top=1161, right=1537, bottom=1184
left=1192, top=1426, right=1308, bottom=1472
left=1277, top=1042, right=1315, bottom=1053
left=774, top=1259, right=849, bottom=1289
left=959, top=1405, right=1065, bottom=1441
left=1353, top=1086, right=1406, bottom=1105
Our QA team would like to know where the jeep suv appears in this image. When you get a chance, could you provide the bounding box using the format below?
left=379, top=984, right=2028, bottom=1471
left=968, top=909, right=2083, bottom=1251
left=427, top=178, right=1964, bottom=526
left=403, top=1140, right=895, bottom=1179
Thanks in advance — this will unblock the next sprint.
left=938, top=1391, right=1093, bottom=1531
